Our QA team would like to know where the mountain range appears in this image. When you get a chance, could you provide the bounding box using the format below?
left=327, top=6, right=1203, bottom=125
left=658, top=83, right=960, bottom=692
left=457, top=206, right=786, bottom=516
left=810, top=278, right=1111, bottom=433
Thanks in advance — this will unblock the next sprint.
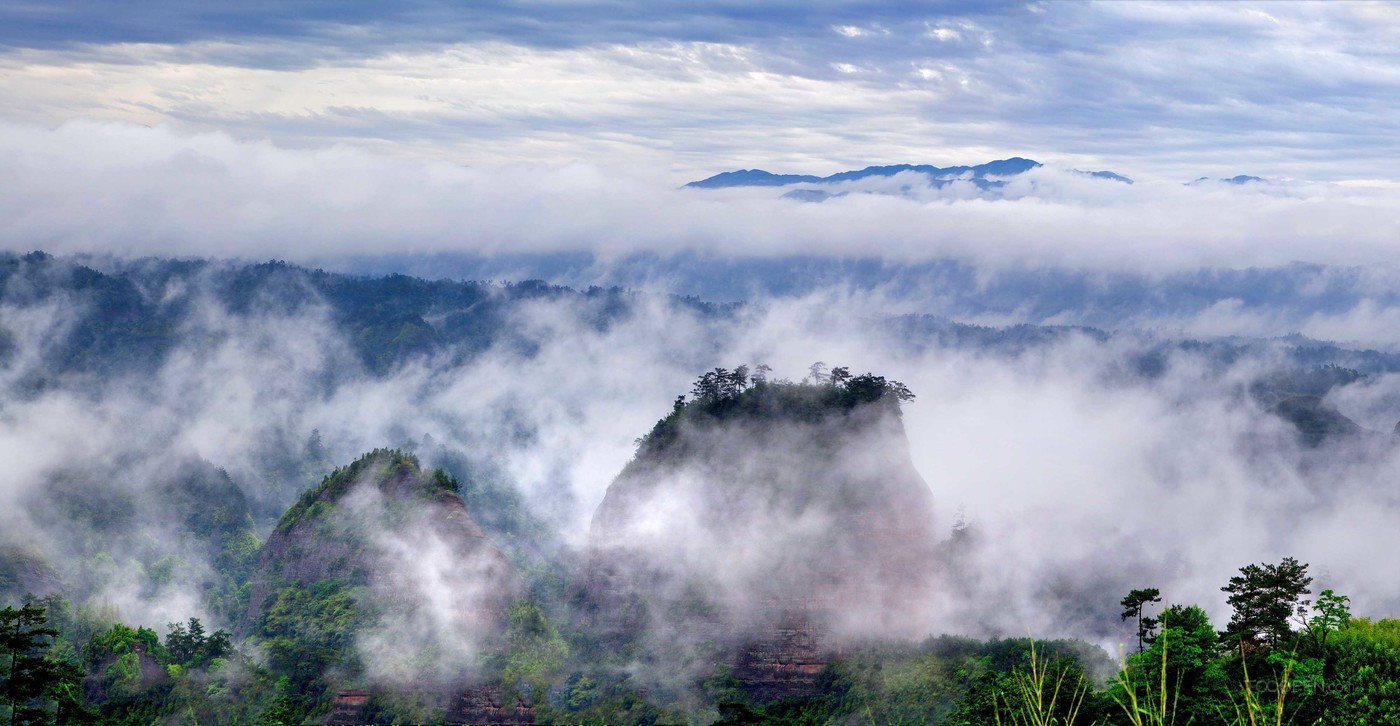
left=686, top=158, right=1278, bottom=193
left=685, top=157, right=1052, bottom=188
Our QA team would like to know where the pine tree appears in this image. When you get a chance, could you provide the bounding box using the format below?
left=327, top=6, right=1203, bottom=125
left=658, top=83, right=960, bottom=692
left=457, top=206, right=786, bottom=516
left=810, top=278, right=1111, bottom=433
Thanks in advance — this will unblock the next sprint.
left=1120, top=588, right=1162, bottom=654
left=1221, top=557, right=1312, bottom=648
left=1, top=603, right=92, bottom=724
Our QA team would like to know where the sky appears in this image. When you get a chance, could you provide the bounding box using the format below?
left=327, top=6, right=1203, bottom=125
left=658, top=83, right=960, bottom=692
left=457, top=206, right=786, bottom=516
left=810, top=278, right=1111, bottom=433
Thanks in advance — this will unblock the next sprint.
left=2, top=1, right=1397, bottom=182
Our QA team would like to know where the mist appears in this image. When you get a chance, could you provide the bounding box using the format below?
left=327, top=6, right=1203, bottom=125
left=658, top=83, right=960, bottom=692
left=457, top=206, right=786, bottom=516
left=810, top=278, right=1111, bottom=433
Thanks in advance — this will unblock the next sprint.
left=3, top=254, right=1398, bottom=674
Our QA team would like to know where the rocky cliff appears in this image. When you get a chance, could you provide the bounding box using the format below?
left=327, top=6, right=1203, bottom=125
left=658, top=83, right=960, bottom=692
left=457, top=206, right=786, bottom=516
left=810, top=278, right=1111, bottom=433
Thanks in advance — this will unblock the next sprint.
left=578, top=372, right=939, bottom=696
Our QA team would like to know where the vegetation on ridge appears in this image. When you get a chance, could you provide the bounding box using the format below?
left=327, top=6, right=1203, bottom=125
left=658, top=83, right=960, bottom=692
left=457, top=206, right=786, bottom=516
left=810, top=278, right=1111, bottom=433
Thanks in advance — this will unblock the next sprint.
left=631, top=362, right=915, bottom=461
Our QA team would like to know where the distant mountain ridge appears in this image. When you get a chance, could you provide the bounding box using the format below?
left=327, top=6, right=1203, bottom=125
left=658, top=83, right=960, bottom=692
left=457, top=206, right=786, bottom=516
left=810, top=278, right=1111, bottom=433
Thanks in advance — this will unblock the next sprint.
left=686, top=157, right=1045, bottom=189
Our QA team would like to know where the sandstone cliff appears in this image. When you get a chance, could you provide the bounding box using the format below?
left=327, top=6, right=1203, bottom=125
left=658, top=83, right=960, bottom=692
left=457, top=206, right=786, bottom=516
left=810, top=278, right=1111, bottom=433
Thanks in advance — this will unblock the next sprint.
left=578, top=374, right=939, bottom=696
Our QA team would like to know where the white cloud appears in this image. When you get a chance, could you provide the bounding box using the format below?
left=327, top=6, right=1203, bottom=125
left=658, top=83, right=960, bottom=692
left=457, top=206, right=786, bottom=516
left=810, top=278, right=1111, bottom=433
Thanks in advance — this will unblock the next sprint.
left=5, top=121, right=1400, bottom=279
left=929, top=26, right=962, bottom=42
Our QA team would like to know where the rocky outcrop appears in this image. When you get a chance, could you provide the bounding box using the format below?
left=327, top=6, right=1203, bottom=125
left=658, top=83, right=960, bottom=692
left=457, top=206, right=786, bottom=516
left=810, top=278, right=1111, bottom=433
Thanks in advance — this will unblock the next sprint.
left=245, top=449, right=522, bottom=716
left=246, top=449, right=519, bottom=630
left=444, top=685, right=536, bottom=724
left=578, top=378, right=939, bottom=697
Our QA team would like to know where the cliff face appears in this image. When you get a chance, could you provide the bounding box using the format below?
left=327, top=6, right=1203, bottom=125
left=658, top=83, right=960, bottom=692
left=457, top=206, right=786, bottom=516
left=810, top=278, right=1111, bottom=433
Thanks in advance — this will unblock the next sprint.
left=579, top=380, right=939, bottom=694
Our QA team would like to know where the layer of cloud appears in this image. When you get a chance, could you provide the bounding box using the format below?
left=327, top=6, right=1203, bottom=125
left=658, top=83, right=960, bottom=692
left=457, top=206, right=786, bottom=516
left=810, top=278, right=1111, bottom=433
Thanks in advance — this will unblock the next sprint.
left=4, top=120, right=1400, bottom=281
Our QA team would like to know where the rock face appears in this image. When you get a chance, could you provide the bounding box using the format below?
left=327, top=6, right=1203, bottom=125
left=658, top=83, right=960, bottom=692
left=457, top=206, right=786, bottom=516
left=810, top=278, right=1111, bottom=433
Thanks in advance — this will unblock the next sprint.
left=732, top=608, right=828, bottom=701
left=579, top=378, right=939, bottom=696
left=326, top=690, right=371, bottom=724
left=444, top=685, right=536, bottom=724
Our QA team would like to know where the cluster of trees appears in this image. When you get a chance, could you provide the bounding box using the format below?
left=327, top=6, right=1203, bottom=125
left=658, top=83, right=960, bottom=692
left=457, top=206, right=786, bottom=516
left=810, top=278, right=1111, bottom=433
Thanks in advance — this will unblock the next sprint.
left=952, top=557, right=1397, bottom=725
left=628, top=363, right=919, bottom=462
left=0, top=601, right=250, bottom=725
left=0, top=603, right=90, bottom=724
left=689, top=364, right=768, bottom=403
left=4, top=511, right=1397, bottom=726
left=1120, top=556, right=1345, bottom=653
left=686, top=362, right=914, bottom=407
left=4, top=422, right=1396, bottom=725
left=0, top=252, right=724, bottom=381
left=711, top=557, right=1395, bottom=725
left=163, top=618, right=231, bottom=670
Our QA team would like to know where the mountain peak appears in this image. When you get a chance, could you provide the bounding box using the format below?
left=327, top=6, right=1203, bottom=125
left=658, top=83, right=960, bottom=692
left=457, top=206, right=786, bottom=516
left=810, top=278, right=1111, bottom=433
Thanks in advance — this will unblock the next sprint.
left=579, top=366, right=938, bottom=698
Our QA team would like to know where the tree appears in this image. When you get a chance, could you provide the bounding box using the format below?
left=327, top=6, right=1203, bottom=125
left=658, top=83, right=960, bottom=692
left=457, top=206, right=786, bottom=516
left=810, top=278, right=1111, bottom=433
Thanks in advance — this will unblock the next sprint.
left=886, top=380, right=916, bottom=403
left=1221, top=557, right=1312, bottom=648
left=829, top=366, right=852, bottom=388
left=691, top=371, right=720, bottom=402
left=0, top=603, right=92, bottom=724
left=730, top=365, right=750, bottom=393
left=1120, top=588, right=1162, bottom=654
left=1306, top=589, right=1351, bottom=650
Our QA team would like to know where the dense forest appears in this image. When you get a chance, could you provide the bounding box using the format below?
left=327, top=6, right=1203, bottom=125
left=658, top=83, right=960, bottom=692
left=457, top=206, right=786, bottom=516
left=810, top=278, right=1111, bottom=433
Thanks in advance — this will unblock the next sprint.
left=3, top=254, right=1400, bottom=723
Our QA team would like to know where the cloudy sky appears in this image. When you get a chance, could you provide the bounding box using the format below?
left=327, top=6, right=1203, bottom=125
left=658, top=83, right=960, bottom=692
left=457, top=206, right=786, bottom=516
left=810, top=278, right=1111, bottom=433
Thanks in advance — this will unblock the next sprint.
left=3, top=1, right=1397, bottom=182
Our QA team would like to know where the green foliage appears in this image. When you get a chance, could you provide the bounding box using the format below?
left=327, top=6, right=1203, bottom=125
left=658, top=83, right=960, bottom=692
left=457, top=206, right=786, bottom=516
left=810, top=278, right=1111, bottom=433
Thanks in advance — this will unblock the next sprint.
left=254, top=578, right=370, bottom=720
left=1111, top=605, right=1230, bottom=724
left=947, top=641, right=1109, bottom=726
left=86, top=622, right=163, bottom=670
left=1297, top=617, right=1400, bottom=725
left=104, top=651, right=143, bottom=698
left=276, top=448, right=426, bottom=533
left=501, top=601, right=569, bottom=701
left=539, top=669, right=680, bottom=725
left=705, top=636, right=1113, bottom=726
left=257, top=695, right=297, bottom=726
left=953, top=566, right=1390, bottom=726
